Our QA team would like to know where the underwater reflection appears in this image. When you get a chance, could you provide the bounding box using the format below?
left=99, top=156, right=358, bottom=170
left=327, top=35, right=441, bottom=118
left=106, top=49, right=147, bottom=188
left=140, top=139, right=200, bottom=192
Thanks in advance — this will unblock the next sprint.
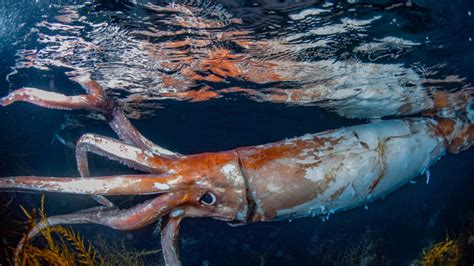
left=7, top=0, right=473, bottom=120
left=1, top=0, right=474, bottom=265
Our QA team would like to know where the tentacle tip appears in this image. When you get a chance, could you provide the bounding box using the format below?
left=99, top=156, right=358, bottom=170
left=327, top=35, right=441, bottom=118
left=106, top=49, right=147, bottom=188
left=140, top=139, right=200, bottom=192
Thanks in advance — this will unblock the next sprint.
left=0, top=97, right=8, bottom=107
left=0, top=94, right=13, bottom=107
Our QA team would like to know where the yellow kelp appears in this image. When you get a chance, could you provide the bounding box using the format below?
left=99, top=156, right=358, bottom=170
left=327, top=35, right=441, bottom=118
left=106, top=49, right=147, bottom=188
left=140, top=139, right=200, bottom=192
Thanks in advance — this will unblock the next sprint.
left=12, top=195, right=163, bottom=266
left=15, top=195, right=103, bottom=266
left=419, top=235, right=461, bottom=266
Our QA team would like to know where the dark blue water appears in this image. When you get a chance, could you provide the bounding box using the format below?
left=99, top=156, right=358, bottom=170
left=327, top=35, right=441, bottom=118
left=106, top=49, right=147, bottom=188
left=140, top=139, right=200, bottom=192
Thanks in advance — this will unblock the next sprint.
left=1, top=0, right=474, bottom=265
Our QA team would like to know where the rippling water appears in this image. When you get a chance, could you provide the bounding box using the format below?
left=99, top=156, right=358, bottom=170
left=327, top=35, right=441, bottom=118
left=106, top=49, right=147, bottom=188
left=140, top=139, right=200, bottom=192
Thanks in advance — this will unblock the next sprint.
left=1, top=0, right=474, bottom=265
left=4, top=1, right=473, bottom=119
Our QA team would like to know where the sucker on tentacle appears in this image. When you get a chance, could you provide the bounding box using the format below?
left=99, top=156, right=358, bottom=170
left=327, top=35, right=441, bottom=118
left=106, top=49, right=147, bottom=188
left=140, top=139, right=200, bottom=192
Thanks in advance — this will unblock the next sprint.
left=0, top=75, right=473, bottom=265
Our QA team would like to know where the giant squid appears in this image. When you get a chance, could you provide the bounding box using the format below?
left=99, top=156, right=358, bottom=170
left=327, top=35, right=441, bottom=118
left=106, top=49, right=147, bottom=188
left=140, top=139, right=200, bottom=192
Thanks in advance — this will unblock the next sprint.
left=0, top=73, right=473, bottom=265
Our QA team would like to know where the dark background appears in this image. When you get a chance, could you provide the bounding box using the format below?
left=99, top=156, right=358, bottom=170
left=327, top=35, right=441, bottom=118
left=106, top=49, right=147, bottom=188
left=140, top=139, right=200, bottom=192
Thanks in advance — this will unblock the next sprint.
left=1, top=0, right=474, bottom=265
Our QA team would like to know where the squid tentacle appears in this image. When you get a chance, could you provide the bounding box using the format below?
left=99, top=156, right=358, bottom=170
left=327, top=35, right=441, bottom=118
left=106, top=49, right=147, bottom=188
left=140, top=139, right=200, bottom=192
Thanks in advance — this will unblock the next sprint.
left=0, top=175, right=180, bottom=195
left=75, top=133, right=177, bottom=207
left=161, top=215, right=184, bottom=266
left=0, top=76, right=180, bottom=206
left=89, top=195, right=116, bottom=209
left=76, top=133, right=173, bottom=176
left=108, top=107, right=179, bottom=156
left=75, top=134, right=125, bottom=208
left=15, top=192, right=184, bottom=263
left=0, top=88, right=103, bottom=111
left=0, top=76, right=177, bottom=157
left=0, top=86, right=115, bottom=207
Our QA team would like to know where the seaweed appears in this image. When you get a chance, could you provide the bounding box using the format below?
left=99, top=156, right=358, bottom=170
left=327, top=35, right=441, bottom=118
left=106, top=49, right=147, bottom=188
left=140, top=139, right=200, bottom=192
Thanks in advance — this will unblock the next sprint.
left=93, top=234, right=162, bottom=266
left=8, top=194, right=163, bottom=265
left=342, top=236, right=386, bottom=266
left=14, top=194, right=103, bottom=266
left=418, top=235, right=461, bottom=266
left=418, top=212, right=474, bottom=266
left=0, top=194, right=27, bottom=265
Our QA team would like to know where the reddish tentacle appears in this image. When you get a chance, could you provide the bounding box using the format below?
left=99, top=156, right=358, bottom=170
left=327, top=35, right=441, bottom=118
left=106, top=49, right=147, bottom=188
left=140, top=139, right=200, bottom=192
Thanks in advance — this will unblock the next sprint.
left=15, top=192, right=185, bottom=261
left=0, top=175, right=182, bottom=195
left=161, top=215, right=184, bottom=266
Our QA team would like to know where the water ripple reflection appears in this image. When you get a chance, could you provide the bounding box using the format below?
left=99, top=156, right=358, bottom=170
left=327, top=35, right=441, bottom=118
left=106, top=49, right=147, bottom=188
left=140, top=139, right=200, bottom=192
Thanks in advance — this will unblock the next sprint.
left=4, top=0, right=474, bottom=120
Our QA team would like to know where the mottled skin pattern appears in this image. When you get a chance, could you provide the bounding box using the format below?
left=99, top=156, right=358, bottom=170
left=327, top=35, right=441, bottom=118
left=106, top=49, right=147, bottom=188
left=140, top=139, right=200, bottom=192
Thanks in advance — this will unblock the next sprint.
left=0, top=75, right=472, bottom=265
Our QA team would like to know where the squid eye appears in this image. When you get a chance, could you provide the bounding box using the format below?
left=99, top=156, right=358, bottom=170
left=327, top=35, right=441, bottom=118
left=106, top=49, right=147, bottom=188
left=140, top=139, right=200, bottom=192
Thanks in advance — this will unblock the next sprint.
left=199, top=192, right=217, bottom=206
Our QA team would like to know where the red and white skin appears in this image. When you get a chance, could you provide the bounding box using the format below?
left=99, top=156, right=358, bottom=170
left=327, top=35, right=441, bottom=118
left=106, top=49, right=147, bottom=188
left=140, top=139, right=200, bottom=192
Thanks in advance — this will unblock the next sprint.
left=0, top=74, right=472, bottom=265
left=237, top=118, right=472, bottom=222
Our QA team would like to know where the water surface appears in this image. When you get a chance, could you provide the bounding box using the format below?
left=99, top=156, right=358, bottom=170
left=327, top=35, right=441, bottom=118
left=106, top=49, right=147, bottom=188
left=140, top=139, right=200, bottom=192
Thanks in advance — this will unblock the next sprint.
left=0, top=0, right=474, bottom=265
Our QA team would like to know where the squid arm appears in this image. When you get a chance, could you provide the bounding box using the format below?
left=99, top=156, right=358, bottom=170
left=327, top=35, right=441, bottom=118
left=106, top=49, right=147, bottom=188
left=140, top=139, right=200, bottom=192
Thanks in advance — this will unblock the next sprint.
left=1, top=77, right=473, bottom=265
left=0, top=117, right=472, bottom=265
